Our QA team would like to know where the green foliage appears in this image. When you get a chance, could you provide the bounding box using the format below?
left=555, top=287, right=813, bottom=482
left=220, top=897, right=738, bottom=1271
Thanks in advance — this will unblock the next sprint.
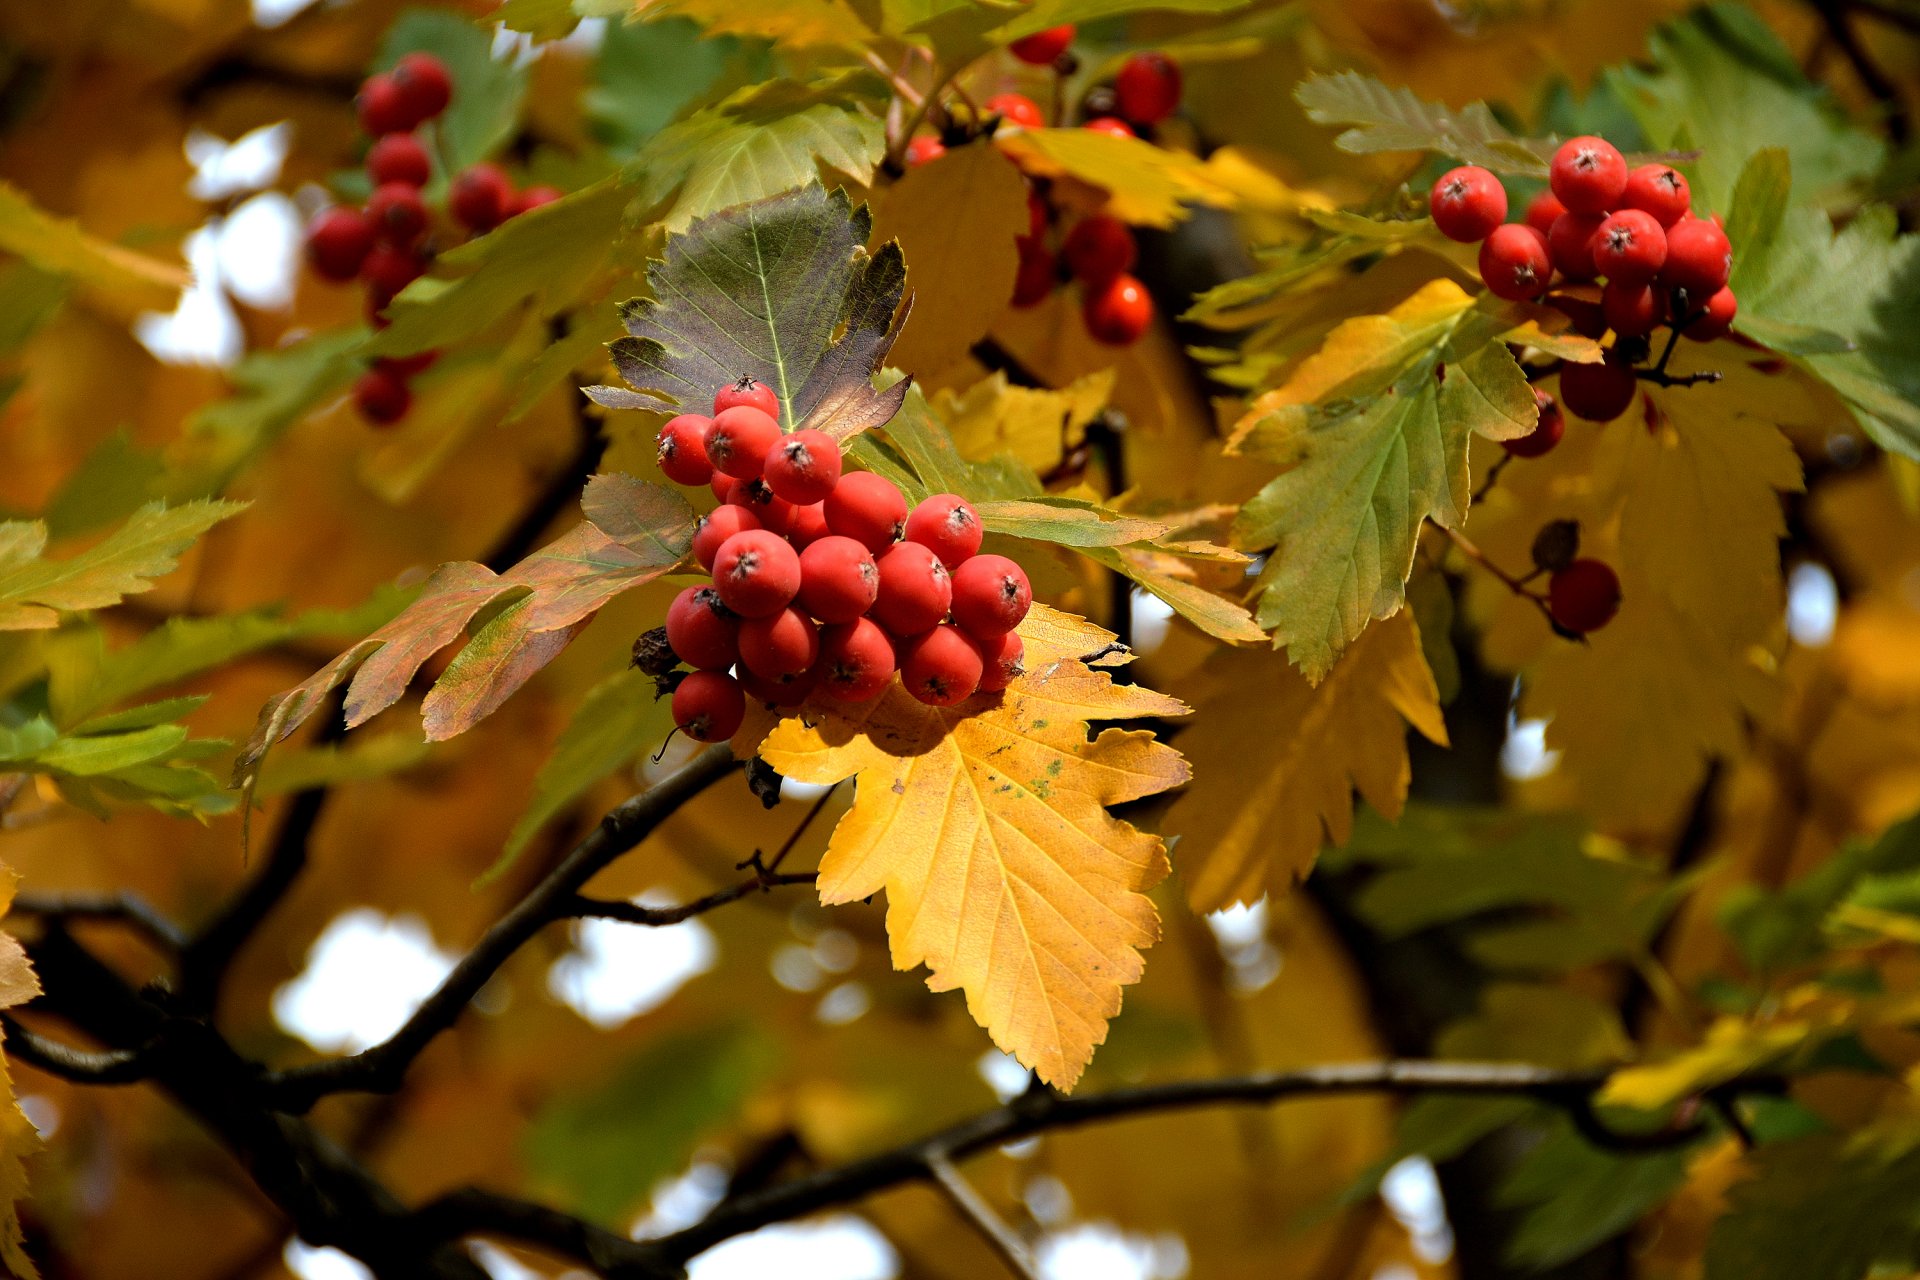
left=1495, top=1115, right=1693, bottom=1269
left=1720, top=812, right=1920, bottom=973
left=0, top=181, right=186, bottom=308
left=1295, top=72, right=1554, bottom=175
left=0, top=501, right=246, bottom=631
left=1707, top=1132, right=1920, bottom=1280
left=587, top=17, right=764, bottom=155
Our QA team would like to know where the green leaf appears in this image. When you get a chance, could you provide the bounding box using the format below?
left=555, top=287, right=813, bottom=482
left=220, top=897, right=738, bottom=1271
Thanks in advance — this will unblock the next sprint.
left=0, top=501, right=247, bottom=631
left=1720, top=811, right=1920, bottom=972
left=0, top=262, right=68, bottom=357
left=1707, top=1133, right=1920, bottom=1280
left=172, top=332, right=363, bottom=497
left=33, top=725, right=190, bottom=776
left=68, top=696, right=208, bottom=736
left=42, top=431, right=170, bottom=539
left=975, top=498, right=1173, bottom=548
left=0, top=180, right=188, bottom=308
left=1294, top=72, right=1553, bottom=175
left=1496, top=1114, right=1693, bottom=1270
left=377, top=8, right=529, bottom=176
left=587, top=16, right=759, bottom=157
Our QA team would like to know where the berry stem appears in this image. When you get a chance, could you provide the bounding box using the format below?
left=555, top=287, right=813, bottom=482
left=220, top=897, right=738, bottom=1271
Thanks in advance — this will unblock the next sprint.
left=863, top=49, right=926, bottom=110
left=1436, top=525, right=1558, bottom=629
left=1472, top=452, right=1514, bottom=504
left=1635, top=315, right=1723, bottom=388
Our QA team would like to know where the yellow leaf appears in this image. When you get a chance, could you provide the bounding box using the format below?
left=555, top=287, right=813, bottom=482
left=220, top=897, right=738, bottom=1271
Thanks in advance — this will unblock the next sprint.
left=1164, top=610, right=1447, bottom=911
left=933, top=368, right=1116, bottom=475
left=759, top=606, right=1191, bottom=1088
left=994, top=129, right=1236, bottom=228
left=1597, top=1018, right=1812, bottom=1112
left=632, top=0, right=874, bottom=50
left=0, top=870, right=40, bottom=1280
left=0, top=180, right=187, bottom=310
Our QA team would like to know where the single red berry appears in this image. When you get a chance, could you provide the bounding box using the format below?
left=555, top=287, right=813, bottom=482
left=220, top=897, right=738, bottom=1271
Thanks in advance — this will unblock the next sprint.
left=1559, top=354, right=1640, bottom=423
left=819, top=618, right=896, bottom=702
left=367, top=182, right=427, bottom=247
left=1429, top=166, right=1507, bottom=243
left=1549, top=135, right=1628, bottom=214
left=899, top=625, right=984, bottom=706
left=1477, top=224, right=1551, bottom=301
left=905, top=136, right=946, bottom=167
left=1062, top=215, right=1137, bottom=286
left=798, top=535, right=879, bottom=624
left=904, top=494, right=984, bottom=569
left=1503, top=387, right=1565, bottom=459
left=361, top=242, right=425, bottom=298
left=692, top=505, right=761, bottom=572
left=391, top=52, right=453, bottom=125
left=672, top=670, right=745, bottom=742
left=1548, top=294, right=1609, bottom=340
left=1548, top=211, right=1606, bottom=281
left=714, top=376, right=780, bottom=420
left=507, top=185, right=563, bottom=217
left=712, top=529, right=802, bottom=618
left=1010, top=24, right=1075, bottom=64
left=950, top=554, right=1031, bottom=637
left=367, top=133, right=431, bottom=188
left=709, top=473, right=737, bottom=505
left=306, top=207, right=375, bottom=282
left=354, top=367, right=411, bottom=425
left=657, top=413, right=715, bottom=487
left=1591, top=209, right=1667, bottom=285
left=765, top=429, right=843, bottom=505
left=740, top=606, right=820, bottom=681
left=451, top=164, right=513, bottom=233
left=666, top=585, right=740, bottom=670
left=356, top=74, right=413, bottom=136
left=725, top=478, right=793, bottom=535
left=987, top=93, right=1044, bottom=130
left=1027, top=189, right=1049, bottom=237
left=375, top=350, right=437, bottom=378
left=1082, top=273, right=1152, bottom=345
left=824, top=472, right=908, bottom=553
left=1115, top=52, right=1181, bottom=125
left=1678, top=286, right=1737, bottom=342
left=1601, top=279, right=1665, bottom=337
left=739, top=663, right=817, bottom=708
left=787, top=502, right=830, bottom=549
left=706, top=406, right=782, bottom=479
left=972, top=630, right=1024, bottom=693
left=1662, top=217, right=1733, bottom=301
left=872, top=541, right=953, bottom=636
left=1012, top=237, right=1056, bottom=308
left=1082, top=116, right=1136, bottom=139
left=1548, top=558, right=1622, bottom=634
left=1621, top=165, right=1690, bottom=228
left=1524, top=189, right=1568, bottom=238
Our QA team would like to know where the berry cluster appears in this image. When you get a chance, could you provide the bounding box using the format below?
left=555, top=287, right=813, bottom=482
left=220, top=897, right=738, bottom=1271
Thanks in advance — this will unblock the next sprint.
left=1528, top=518, right=1622, bottom=637
left=654, top=379, right=1033, bottom=743
left=1430, top=135, right=1735, bottom=425
left=303, top=52, right=561, bottom=427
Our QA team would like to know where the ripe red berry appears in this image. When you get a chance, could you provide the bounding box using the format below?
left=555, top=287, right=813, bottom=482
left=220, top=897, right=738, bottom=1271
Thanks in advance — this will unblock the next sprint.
left=739, top=663, right=816, bottom=708
left=1429, top=166, right=1507, bottom=243
left=362, top=245, right=426, bottom=305
left=692, top=505, right=761, bottom=572
left=1678, top=286, right=1737, bottom=342
left=356, top=74, right=413, bottom=136
left=819, top=618, right=896, bottom=702
left=899, top=625, right=984, bottom=706
left=798, top=535, right=879, bottom=623
left=706, top=406, right=782, bottom=479
left=709, top=473, right=736, bottom=505
left=1082, top=273, right=1152, bottom=345
left=366, top=182, right=427, bottom=247
left=740, top=606, right=820, bottom=681
left=905, top=136, right=946, bottom=167
left=712, top=529, right=802, bottom=618
left=1591, top=209, right=1667, bottom=285
left=1027, top=190, right=1049, bottom=237
left=451, top=164, right=512, bottom=233
left=1548, top=294, right=1608, bottom=340
left=904, top=494, right=984, bottom=569
left=787, top=502, right=830, bottom=548
left=1601, top=280, right=1664, bottom=337
left=1548, top=558, right=1622, bottom=634
left=1477, top=224, right=1551, bottom=301
left=1524, top=189, right=1568, bottom=237
left=1010, top=24, right=1075, bottom=64
left=1662, top=217, right=1733, bottom=301
left=367, top=133, right=431, bottom=188
left=507, top=185, right=563, bottom=218
left=1547, top=211, right=1605, bottom=281
left=1115, top=52, right=1181, bottom=125
left=872, top=542, right=953, bottom=635
left=824, top=472, right=908, bottom=553
left=392, top=52, right=453, bottom=125
left=1082, top=116, right=1136, bottom=140
left=306, top=207, right=375, bottom=282
left=1549, top=135, right=1628, bottom=214
left=1559, top=354, right=1640, bottom=423
left=972, top=630, right=1024, bottom=693
left=1062, top=215, right=1137, bottom=286
left=666, top=586, right=740, bottom=670
left=986, top=93, right=1044, bottom=130
left=1503, top=387, right=1565, bottom=459
left=673, top=670, right=745, bottom=742
left=354, top=367, right=411, bottom=425
left=1621, top=165, right=1690, bottom=228
left=725, top=478, right=793, bottom=534
left=1012, top=237, right=1056, bottom=308
left=950, top=554, right=1032, bottom=637
left=657, top=413, right=715, bottom=487
left=714, top=376, right=780, bottom=420
left=376, top=350, right=437, bottom=378
left=765, top=429, right=843, bottom=505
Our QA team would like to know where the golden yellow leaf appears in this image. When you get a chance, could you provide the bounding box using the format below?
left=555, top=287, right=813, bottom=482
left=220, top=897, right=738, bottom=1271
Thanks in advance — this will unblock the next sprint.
left=994, top=129, right=1236, bottom=228
left=758, top=606, right=1191, bottom=1088
left=632, top=0, right=874, bottom=50
left=0, top=869, right=40, bottom=1280
left=933, top=368, right=1116, bottom=475
left=1598, top=1017, right=1813, bottom=1112
left=1164, top=610, right=1447, bottom=911
left=0, top=180, right=188, bottom=310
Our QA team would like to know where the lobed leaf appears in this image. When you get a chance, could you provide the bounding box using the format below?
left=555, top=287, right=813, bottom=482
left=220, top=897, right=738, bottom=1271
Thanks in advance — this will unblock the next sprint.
left=1294, top=73, right=1553, bottom=175
left=0, top=501, right=247, bottom=632
left=0, top=180, right=187, bottom=309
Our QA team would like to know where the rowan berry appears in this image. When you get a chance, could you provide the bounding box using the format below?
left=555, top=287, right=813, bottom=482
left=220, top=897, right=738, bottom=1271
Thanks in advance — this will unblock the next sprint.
left=306, top=207, right=375, bottom=282
left=950, top=554, right=1031, bottom=636
left=673, top=670, right=745, bottom=742
left=391, top=52, right=453, bottom=124
left=872, top=542, right=953, bottom=636
left=899, top=625, right=984, bottom=706
left=1477, top=224, right=1551, bottom=301
left=739, top=663, right=817, bottom=708
left=666, top=585, right=740, bottom=670
left=375, top=350, right=437, bottom=378
left=1010, top=24, right=1074, bottom=64
left=1622, top=165, right=1690, bottom=227
left=1429, top=167, right=1507, bottom=243
left=786, top=502, right=830, bottom=549
left=692, top=505, right=761, bottom=572
left=706, top=405, right=782, bottom=479
left=1062, top=214, right=1137, bottom=286
left=1524, top=189, right=1568, bottom=237
left=725, top=478, right=793, bottom=535
left=904, top=494, right=983, bottom=569
left=1502, top=386, right=1565, bottom=458
left=1591, top=209, right=1667, bottom=285
left=1547, top=558, right=1622, bottom=634
left=1678, top=286, right=1738, bottom=342
left=972, top=630, right=1024, bottom=693
left=824, top=472, right=908, bottom=553
left=765, top=429, right=843, bottom=505
left=354, top=367, right=411, bottom=425
left=1012, top=238, right=1056, bottom=308
left=797, top=535, right=879, bottom=624
left=1027, top=190, right=1049, bottom=237
left=1559, top=354, right=1640, bottom=423
left=1549, top=135, right=1628, bottom=214
left=740, top=606, right=820, bottom=681
left=1115, top=52, right=1181, bottom=125
left=819, top=618, right=896, bottom=701
left=362, top=243, right=425, bottom=299
left=356, top=74, right=412, bottom=136
left=1082, top=273, right=1152, bottom=345
left=508, top=185, right=562, bottom=217
left=657, top=413, right=714, bottom=487
left=905, top=136, right=946, bottom=167
left=451, top=164, right=512, bottom=233
left=1082, top=117, right=1136, bottom=139
left=367, top=133, right=431, bottom=188
left=1662, top=217, right=1733, bottom=300
left=1548, top=211, right=1605, bottom=281
left=987, top=93, right=1044, bottom=130
left=714, top=376, right=780, bottom=419
left=1601, top=279, right=1665, bottom=337
left=712, top=529, right=802, bottom=618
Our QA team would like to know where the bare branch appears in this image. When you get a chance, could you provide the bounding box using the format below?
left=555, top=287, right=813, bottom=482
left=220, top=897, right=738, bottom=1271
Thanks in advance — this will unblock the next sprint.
left=927, top=1152, right=1040, bottom=1280
left=12, top=891, right=186, bottom=952
left=1, top=1015, right=155, bottom=1084
left=567, top=872, right=816, bottom=926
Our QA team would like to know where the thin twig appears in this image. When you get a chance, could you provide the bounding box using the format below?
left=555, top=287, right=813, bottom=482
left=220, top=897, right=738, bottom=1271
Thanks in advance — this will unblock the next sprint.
left=567, top=873, right=816, bottom=925
left=1811, top=0, right=1912, bottom=142
left=1472, top=452, right=1514, bottom=504
left=1, top=1016, right=154, bottom=1084
left=764, top=783, right=838, bottom=874
left=927, top=1152, right=1040, bottom=1280
left=13, top=891, right=187, bottom=952
left=1435, top=525, right=1559, bottom=630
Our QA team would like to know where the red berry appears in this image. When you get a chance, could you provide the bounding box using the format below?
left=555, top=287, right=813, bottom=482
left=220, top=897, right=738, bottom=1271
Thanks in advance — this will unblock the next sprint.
left=1622, top=165, right=1690, bottom=228
left=1601, top=279, right=1664, bottom=337
left=692, top=505, right=761, bottom=572
left=666, top=585, right=740, bottom=670
left=986, top=93, right=1044, bottom=130
left=1548, top=559, right=1622, bottom=634
left=376, top=350, right=437, bottom=378
left=726, top=478, right=793, bottom=535
left=819, top=618, right=896, bottom=702
left=824, top=472, right=908, bottom=553
left=787, top=502, right=830, bottom=548
left=1548, top=211, right=1605, bottom=281
left=356, top=74, right=413, bottom=136
left=1010, top=24, right=1075, bottom=64
left=673, top=670, right=745, bottom=742
left=714, top=376, right=780, bottom=420
left=1114, top=53, right=1181, bottom=126
left=950, top=554, right=1031, bottom=637
left=972, top=630, right=1024, bottom=693
left=657, top=413, right=715, bottom=487
left=1524, top=189, right=1568, bottom=237
left=709, top=473, right=736, bottom=505
left=354, top=367, right=411, bottom=425
left=1082, top=116, right=1135, bottom=139
left=392, top=52, right=453, bottom=125
left=1429, top=166, right=1507, bottom=243
left=1062, top=215, right=1137, bottom=286
left=1082, top=273, right=1152, bottom=344
left=798, top=535, right=879, bottom=623
left=1678, top=286, right=1737, bottom=342
left=367, top=182, right=427, bottom=247
left=1027, top=190, right=1049, bottom=237
left=1548, top=294, right=1609, bottom=340
left=904, top=494, right=984, bottom=569
left=706, top=406, right=782, bottom=479
left=507, top=185, right=563, bottom=217
left=899, top=625, right=983, bottom=706
left=1549, top=135, right=1628, bottom=214
left=1477, top=224, right=1551, bottom=301
left=1663, top=217, right=1733, bottom=301
left=712, top=529, right=802, bottom=618
left=872, top=542, right=953, bottom=635
left=367, top=133, right=431, bottom=188
left=451, top=164, right=512, bottom=233
left=740, top=606, right=820, bottom=681
left=1012, top=237, right=1056, bottom=308
left=739, top=663, right=817, bottom=708
left=1591, top=209, right=1667, bottom=285
left=305, top=207, right=375, bottom=282
left=1503, top=387, right=1564, bottom=458
left=361, top=243, right=425, bottom=298
left=1559, top=355, right=1640, bottom=423
left=765, top=429, right=842, bottom=505
left=905, top=136, right=946, bottom=167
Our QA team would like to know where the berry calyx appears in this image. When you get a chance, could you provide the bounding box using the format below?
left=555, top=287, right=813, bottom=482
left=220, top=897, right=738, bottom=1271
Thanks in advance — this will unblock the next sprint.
left=950, top=554, right=1032, bottom=637
left=657, top=413, right=715, bottom=487
left=712, top=529, right=803, bottom=618
left=824, top=472, right=908, bottom=553
left=1678, top=286, right=1738, bottom=342
left=714, top=376, right=780, bottom=420
left=354, top=367, right=411, bottom=425
left=1502, top=387, right=1564, bottom=458
left=367, top=182, right=428, bottom=248
left=1547, top=211, right=1606, bottom=281
left=1622, top=164, right=1690, bottom=227
left=1012, top=237, right=1056, bottom=308
left=391, top=52, right=453, bottom=124
left=306, top=207, right=376, bottom=282
left=1114, top=52, right=1181, bottom=126
left=1082, top=273, right=1152, bottom=345
left=899, top=625, right=984, bottom=706
left=451, top=164, right=513, bottom=233
left=739, top=606, right=820, bottom=681
left=1062, top=214, right=1137, bottom=286
left=819, top=618, right=897, bottom=701
left=1010, top=24, right=1075, bottom=64
left=356, top=74, right=413, bottom=137
left=904, top=494, right=984, bottom=569
left=367, top=133, right=431, bottom=188
left=672, top=670, right=745, bottom=742
left=872, top=541, right=953, bottom=635
left=706, top=405, right=783, bottom=479
left=1547, top=559, right=1622, bottom=634
left=1082, top=116, right=1136, bottom=140
left=1477, top=224, right=1551, bottom=301
left=905, top=136, right=946, bottom=167
left=725, top=478, right=793, bottom=534
left=1602, top=280, right=1665, bottom=338
left=986, top=92, right=1044, bottom=130
left=1549, top=135, right=1629, bottom=214
left=1663, top=217, right=1733, bottom=300
left=666, top=586, right=740, bottom=670
left=1524, top=189, right=1568, bottom=237
left=764, top=429, right=843, bottom=506
left=972, top=630, right=1024, bottom=693
left=1591, top=209, right=1667, bottom=285
left=1428, top=166, right=1507, bottom=243
left=1559, top=354, right=1640, bottom=423
left=692, top=505, right=762, bottom=572
left=797, top=535, right=879, bottom=624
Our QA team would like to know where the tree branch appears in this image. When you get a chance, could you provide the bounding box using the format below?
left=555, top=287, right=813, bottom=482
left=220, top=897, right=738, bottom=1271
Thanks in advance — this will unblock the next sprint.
left=12, top=891, right=186, bottom=953
left=566, top=872, right=815, bottom=926
left=927, top=1152, right=1040, bottom=1279
left=0, top=1015, right=155, bottom=1084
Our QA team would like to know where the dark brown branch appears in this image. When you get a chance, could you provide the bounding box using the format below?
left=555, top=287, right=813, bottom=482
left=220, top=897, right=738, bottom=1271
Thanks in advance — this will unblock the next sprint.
left=13, top=891, right=186, bottom=953
left=566, top=872, right=816, bottom=925
left=1811, top=0, right=1913, bottom=142
left=927, top=1152, right=1040, bottom=1279
left=0, top=1015, right=154, bottom=1084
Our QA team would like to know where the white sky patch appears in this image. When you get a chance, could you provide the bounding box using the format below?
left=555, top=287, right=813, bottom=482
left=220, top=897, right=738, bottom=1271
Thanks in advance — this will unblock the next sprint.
left=469, top=1240, right=545, bottom=1280
left=814, top=980, right=870, bottom=1025
left=978, top=1049, right=1031, bottom=1102
left=187, top=122, right=292, bottom=201
left=1787, top=561, right=1839, bottom=647
left=16, top=1095, right=57, bottom=1139
left=547, top=893, right=716, bottom=1028
left=273, top=910, right=457, bottom=1054
left=686, top=1215, right=898, bottom=1280
left=217, top=192, right=302, bottom=310
left=1207, top=897, right=1281, bottom=993
left=632, top=1160, right=731, bottom=1240
left=1499, top=714, right=1560, bottom=782
left=252, top=0, right=322, bottom=28
left=135, top=225, right=241, bottom=367
left=1130, top=590, right=1176, bottom=657
left=284, top=1241, right=373, bottom=1280
left=1381, top=1155, right=1454, bottom=1263
left=1037, top=1224, right=1187, bottom=1280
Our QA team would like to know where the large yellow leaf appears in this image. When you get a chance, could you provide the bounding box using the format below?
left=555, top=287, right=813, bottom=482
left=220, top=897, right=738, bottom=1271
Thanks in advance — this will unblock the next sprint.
left=0, top=180, right=187, bottom=310
left=0, top=869, right=41, bottom=1280
left=759, top=606, right=1191, bottom=1088
left=994, top=129, right=1236, bottom=228
left=1164, top=609, right=1447, bottom=912
left=933, top=368, right=1116, bottom=476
